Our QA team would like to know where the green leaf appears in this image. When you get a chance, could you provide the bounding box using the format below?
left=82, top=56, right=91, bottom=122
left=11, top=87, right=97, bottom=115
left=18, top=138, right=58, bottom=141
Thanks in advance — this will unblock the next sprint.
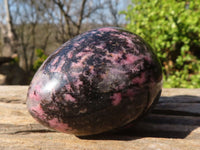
left=123, top=0, right=200, bottom=88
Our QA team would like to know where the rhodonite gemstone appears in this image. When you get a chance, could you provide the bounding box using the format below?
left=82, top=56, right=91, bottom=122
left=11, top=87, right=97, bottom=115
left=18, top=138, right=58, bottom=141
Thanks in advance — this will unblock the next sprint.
left=26, top=27, right=162, bottom=136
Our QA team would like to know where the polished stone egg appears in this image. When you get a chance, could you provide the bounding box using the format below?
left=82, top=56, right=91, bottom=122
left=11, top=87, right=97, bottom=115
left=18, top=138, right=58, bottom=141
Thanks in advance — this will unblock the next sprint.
left=26, top=27, right=162, bottom=136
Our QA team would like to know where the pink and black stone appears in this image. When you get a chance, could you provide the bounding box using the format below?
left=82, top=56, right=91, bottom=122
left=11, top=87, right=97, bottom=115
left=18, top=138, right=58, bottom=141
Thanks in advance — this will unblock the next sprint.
left=26, top=27, right=162, bottom=136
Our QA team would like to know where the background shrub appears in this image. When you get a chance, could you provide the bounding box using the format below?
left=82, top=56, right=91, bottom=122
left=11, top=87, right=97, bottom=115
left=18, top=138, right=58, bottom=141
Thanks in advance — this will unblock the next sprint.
left=32, top=49, right=47, bottom=72
left=122, top=0, right=200, bottom=88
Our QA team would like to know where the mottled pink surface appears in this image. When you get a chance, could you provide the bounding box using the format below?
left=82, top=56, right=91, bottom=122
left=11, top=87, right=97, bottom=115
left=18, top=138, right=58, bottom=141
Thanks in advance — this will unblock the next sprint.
left=98, top=27, right=118, bottom=32
left=27, top=27, right=162, bottom=136
left=48, top=118, right=73, bottom=133
left=132, top=72, right=146, bottom=85
left=111, top=93, right=122, bottom=106
left=64, top=94, right=76, bottom=102
left=31, top=104, right=46, bottom=121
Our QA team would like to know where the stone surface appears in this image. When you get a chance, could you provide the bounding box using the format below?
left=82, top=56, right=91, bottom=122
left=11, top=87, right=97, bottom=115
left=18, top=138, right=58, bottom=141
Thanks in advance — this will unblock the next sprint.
left=27, top=27, right=162, bottom=136
left=0, top=86, right=200, bottom=150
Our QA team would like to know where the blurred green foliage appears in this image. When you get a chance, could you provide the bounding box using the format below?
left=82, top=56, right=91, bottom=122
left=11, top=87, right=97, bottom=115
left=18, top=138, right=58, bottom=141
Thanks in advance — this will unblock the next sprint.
left=33, top=49, right=47, bottom=72
left=122, top=0, right=200, bottom=88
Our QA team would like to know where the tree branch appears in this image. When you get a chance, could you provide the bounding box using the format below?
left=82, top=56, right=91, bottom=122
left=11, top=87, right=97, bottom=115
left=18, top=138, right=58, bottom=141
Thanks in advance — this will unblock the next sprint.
left=76, top=0, right=87, bottom=34
left=52, top=0, right=77, bottom=27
